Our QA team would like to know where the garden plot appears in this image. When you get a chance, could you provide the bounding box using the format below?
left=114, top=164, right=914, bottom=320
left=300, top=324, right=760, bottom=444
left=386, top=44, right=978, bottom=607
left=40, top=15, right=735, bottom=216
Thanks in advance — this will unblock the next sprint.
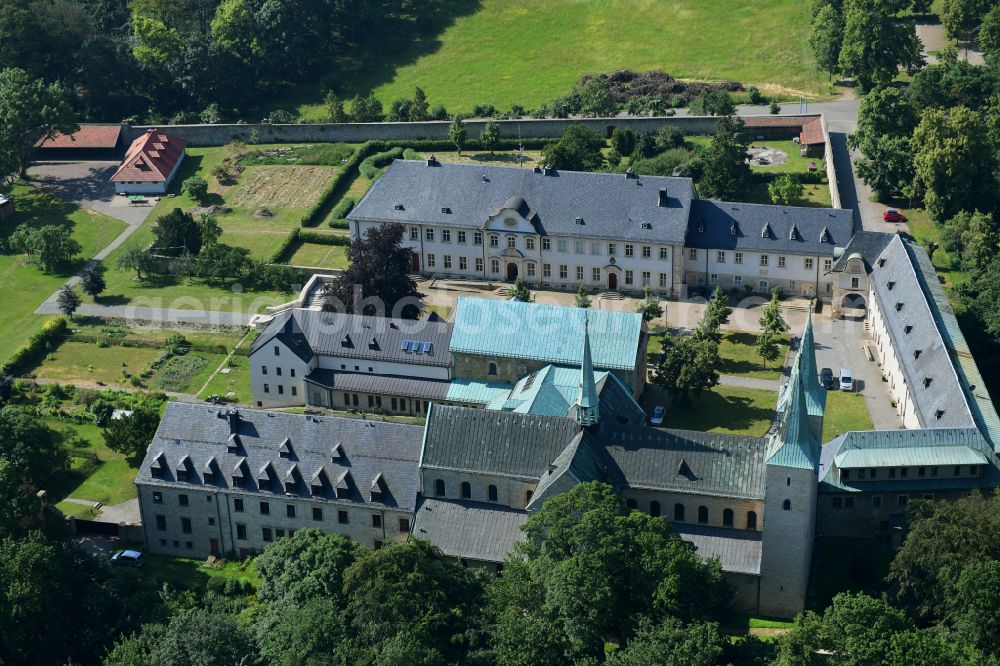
left=227, top=165, right=338, bottom=209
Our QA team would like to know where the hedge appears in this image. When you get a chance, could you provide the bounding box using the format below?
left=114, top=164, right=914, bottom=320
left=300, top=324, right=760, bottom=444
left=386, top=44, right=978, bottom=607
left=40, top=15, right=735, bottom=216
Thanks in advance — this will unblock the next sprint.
left=270, top=227, right=301, bottom=263
left=4, top=316, right=68, bottom=375
left=298, top=230, right=351, bottom=246
left=359, top=147, right=404, bottom=180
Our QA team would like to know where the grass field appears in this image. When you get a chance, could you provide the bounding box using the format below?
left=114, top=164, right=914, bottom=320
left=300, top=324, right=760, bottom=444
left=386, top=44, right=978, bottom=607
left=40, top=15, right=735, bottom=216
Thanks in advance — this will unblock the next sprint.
left=96, top=149, right=300, bottom=312
left=227, top=165, right=337, bottom=209
left=718, top=331, right=788, bottom=381
left=661, top=385, right=776, bottom=436
left=300, top=0, right=826, bottom=118
left=198, top=350, right=253, bottom=404
left=0, top=184, right=126, bottom=365
left=287, top=242, right=349, bottom=268
left=822, top=391, right=874, bottom=443
left=33, top=341, right=163, bottom=386
left=48, top=419, right=139, bottom=506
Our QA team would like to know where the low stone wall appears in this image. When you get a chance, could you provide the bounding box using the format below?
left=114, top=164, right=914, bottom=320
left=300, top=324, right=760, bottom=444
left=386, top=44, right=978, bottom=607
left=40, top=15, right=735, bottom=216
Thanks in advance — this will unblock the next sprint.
left=130, top=114, right=824, bottom=147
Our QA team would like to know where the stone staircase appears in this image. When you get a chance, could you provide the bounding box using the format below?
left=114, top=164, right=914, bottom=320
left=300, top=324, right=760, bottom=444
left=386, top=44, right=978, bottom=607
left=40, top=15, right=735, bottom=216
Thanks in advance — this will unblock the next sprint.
left=597, top=291, right=625, bottom=301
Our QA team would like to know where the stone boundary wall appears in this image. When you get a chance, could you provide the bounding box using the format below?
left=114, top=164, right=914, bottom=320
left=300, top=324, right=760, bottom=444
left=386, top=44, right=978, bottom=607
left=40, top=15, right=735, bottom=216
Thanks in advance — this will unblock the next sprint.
left=128, top=112, right=842, bottom=214
left=130, top=114, right=823, bottom=147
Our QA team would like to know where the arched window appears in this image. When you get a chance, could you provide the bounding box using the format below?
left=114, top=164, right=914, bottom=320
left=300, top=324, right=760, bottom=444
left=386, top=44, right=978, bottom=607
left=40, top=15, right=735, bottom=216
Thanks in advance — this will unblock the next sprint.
left=782, top=499, right=792, bottom=511
left=698, top=506, right=708, bottom=524
left=461, top=481, right=471, bottom=499
left=650, top=501, right=661, bottom=517
left=723, top=508, right=734, bottom=527
left=746, top=511, right=758, bottom=530
left=488, top=362, right=498, bottom=376
left=626, top=498, right=637, bottom=510
left=674, top=503, right=685, bottom=521
left=488, top=485, right=498, bottom=502
left=434, top=479, right=445, bottom=496
left=525, top=490, right=533, bottom=504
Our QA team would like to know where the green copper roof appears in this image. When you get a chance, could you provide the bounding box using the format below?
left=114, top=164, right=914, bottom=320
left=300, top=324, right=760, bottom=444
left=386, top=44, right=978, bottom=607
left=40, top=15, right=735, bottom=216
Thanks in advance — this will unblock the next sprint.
left=445, top=378, right=513, bottom=405
left=449, top=297, right=643, bottom=371
left=768, top=365, right=820, bottom=470
left=777, top=311, right=826, bottom=418
left=835, top=445, right=988, bottom=469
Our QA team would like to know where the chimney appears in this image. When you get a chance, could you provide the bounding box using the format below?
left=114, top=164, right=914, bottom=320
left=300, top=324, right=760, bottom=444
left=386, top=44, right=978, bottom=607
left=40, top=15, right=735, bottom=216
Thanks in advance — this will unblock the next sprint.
left=625, top=167, right=637, bottom=179
left=543, top=165, right=554, bottom=176
left=658, top=188, right=668, bottom=207
left=227, top=408, right=240, bottom=434
left=532, top=165, right=542, bottom=173
left=426, top=154, right=439, bottom=166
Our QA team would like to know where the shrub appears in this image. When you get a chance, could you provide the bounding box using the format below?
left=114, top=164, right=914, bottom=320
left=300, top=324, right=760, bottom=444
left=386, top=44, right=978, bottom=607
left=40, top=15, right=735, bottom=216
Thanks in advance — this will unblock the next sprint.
left=182, top=176, right=209, bottom=202
left=3, top=317, right=67, bottom=375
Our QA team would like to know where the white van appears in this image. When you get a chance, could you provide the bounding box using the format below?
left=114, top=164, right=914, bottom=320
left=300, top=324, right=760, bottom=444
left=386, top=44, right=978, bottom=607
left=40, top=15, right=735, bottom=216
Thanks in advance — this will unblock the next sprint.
left=839, top=368, right=853, bottom=392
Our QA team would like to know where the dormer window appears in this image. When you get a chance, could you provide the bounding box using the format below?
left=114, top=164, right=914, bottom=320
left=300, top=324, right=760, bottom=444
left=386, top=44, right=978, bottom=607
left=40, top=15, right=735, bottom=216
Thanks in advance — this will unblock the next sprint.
left=895, top=302, right=903, bottom=312
left=879, top=258, right=886, bottom=267
left=227, top=433, right=239, bottom=451
left=336, top=470, right=352, bottom=499
left=698, top=222, right=704, bottom=233
left=441, top=207, right=451, bottom=214
left=820, top=227, right=829, bottom=242
left=935, top=409, right=945, bottom=419
left=887, top=281, right=895, bottom=290
left=761, top=223, right=771, bottom=238
left=331, top=443, right=344, bottom=462
left=278, top=437, right=291, bottom=458
left=575, top=217, right=585, bottom=225
left=341, top=334, right=353, bottom=348
left=924, top=377, right=933, bottom=388
left=789, top=225, right=798, bottom=240
left=730, top=222, right=738, bottom=236
left=641, top=222, right=652, bottom=229
left=393, top=203, right=404, bottom=210
left=914, top=349, right=922, bottom=359
left=368, top=337, right=379, bottom=351
left=904, top=324, right=913, bottom=334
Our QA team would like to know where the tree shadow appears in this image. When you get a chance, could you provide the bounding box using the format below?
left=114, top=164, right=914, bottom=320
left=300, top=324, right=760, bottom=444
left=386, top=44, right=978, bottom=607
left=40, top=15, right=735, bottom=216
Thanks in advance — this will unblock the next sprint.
left=95, top=294, right=132, bottom=306
left=275, top=0, right=483, bottom=107
left=668, top=390, right=775, bottom=434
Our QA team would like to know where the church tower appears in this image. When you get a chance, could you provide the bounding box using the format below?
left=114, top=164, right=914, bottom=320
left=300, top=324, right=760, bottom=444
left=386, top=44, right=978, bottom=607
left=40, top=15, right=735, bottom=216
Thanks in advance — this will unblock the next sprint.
left=575, top=313, right=600, bottom=426
left=759, top=362, right=820, bottom=618
left=777, top=310, right=826, bottom=441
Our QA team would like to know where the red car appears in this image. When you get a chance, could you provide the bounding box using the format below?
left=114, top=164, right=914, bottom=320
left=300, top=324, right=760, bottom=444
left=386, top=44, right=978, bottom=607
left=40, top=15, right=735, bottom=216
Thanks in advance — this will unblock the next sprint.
left=882, top=209, right=907, bottom=223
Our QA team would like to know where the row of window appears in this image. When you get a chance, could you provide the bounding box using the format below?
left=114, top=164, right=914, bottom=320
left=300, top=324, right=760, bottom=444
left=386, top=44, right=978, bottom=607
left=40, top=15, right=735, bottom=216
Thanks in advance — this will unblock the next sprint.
left=688, top=248, right=833, bottom=271
left=262, top=384, right=297, bottom=397
left=260, top=366, right=295, bottom=378
left=831, top=493, right=933, bottom=510
left=412, top=227, right=671, bottom=260
left=625, top=500, right=760, bottom=529
left=435, top=479, right=508, bottom=503
left=840, top=465, right=980, bottom=481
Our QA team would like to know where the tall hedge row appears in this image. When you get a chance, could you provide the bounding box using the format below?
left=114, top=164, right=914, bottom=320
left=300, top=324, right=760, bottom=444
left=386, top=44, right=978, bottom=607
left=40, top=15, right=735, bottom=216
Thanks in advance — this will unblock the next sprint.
left=4, top=317, right=68, bottom=375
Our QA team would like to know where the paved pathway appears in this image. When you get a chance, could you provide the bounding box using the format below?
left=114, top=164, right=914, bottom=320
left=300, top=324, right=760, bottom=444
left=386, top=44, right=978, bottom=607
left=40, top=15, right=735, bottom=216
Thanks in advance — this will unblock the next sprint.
left=718, top=374, right=781, bottom=392
left=36, top=300, right=254, bottom=326
left=25, top=376, right=201, bottom=403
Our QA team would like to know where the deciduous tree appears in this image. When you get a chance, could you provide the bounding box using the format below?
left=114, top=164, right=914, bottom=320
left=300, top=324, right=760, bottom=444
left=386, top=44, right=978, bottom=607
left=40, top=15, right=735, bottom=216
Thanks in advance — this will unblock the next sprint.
left=541, top=124, right=606, bottom=172
left=480, top=119, right=501, bottom=155
left=636, top=285, right=663, bottom=322
left=181, top=175, right=208, bottom=203
left=448, top=116, right=467, bottom=154
left=80, top=264, right=107, bottom=298
left=810, top=4, right=844, bottom=79
left=151, top=208, right=203, bottom=257
left=56, top=284, right=81, bottom=317
left=768, top=174, right=804, bottom=204
left=653, top=332, right=721, bottom=402
left=0, top=67, right=78, bottom=177
left=839, top=0, right=922, bottom=92
left=698, top=116, right=752, bottom=200
left=102, top=405, right=161, bottom=460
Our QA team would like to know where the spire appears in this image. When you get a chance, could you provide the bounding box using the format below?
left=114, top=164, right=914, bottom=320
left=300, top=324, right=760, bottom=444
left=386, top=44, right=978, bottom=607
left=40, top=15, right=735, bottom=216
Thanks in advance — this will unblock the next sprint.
left=767, top=366, right=819, bottom=470
left=576, top=313, right=600, bottom=426
left=800, top=309, right=823, bottom=409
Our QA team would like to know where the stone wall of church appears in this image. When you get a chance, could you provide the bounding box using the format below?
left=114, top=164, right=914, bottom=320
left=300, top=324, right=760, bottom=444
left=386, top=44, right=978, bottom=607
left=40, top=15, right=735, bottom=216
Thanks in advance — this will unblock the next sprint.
left=621, top=487, right=763, bottom=531
left=420, top=468, right=538, bottom=510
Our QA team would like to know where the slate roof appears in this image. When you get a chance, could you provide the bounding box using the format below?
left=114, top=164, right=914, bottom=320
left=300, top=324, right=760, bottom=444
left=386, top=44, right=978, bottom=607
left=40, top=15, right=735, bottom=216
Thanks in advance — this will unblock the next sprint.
left=111, top=129, right=186, bottom=183
left=818, top=427, right=994, bottom=493
left=305, top=369, right=451, bottom=401
left=869, top=236, right=975, bottom=429
left=420, top=404, right=581, bottom=480
left=527, top=431, right=616, bottom=511
left=252, top=308, right=453, bottom=368
left=905, top=239, right=1000, bottom=450
left=685, top=200, right=853, bottom=256
left=411, top=498, right=527, bottom=563
left=673, top=523, right=762, bottom=575
left=35, top=124, right=123, bottom=149
left=450, top=297, right=643, bottom=371
left=599, top=425, right=768, bottom=500
left=348, top=160, right=696, bottom=244
left=830, top=230, right=893, bottom=272
left=137, top=403, right=424, bottom=511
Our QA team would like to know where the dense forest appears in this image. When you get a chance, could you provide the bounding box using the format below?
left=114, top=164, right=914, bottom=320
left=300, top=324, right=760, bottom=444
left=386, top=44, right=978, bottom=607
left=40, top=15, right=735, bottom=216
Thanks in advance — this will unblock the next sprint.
left=0, top=0, right=478, bottom=123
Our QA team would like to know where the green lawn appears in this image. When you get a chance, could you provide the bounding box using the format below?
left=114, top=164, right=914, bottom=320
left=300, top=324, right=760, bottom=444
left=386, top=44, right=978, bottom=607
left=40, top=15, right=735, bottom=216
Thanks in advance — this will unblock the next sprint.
left=287, top=241, right=349, bottom=268
left=33, top=341, right=163, bottom=387
left=47, top=419, right=139, bottom=506
left=661, top=385, right=777, bottom=436
left=747, top=139, right=819, bottom=174
left=745, top=180, right=832, bottom=208
left=0, top=184, right=127, bottom=365
left=300, top=0, right=827, bottom=117
left=95, top=151, right=297, bottom=312
left=718, top=331, right=788, bottom=381
left=198, top=351, right=253, bottom=404
left=896, top=203, right=969, bottom=291
left=822, top=391, right=874, bottom=443
left=114, top=554, right=259, bottom=592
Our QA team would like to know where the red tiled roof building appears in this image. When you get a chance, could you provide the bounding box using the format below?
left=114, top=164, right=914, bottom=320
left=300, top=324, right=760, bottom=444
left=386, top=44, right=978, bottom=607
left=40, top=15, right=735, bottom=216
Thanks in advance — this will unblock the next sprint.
left=110, top=129, right=187, bottom=194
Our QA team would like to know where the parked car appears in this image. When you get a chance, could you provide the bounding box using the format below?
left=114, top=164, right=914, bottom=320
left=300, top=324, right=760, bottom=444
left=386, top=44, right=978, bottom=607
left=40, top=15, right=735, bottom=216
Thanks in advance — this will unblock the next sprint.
left=111, top=549, right=144, bottom=567
left=882, top=209, right=907, bottom=223
left=650, top=405, right=665, bottom=425
left=839, top=368, right=854, bottom=392
left=820, top=368, right=835, bottom=390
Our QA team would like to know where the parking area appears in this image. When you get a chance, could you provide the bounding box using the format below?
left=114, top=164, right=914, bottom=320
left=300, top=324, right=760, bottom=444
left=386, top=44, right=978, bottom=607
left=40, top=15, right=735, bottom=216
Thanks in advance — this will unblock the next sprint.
left=27, top=160, right=156, bottom=226
left=811, top=313, right=901, bottom=430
